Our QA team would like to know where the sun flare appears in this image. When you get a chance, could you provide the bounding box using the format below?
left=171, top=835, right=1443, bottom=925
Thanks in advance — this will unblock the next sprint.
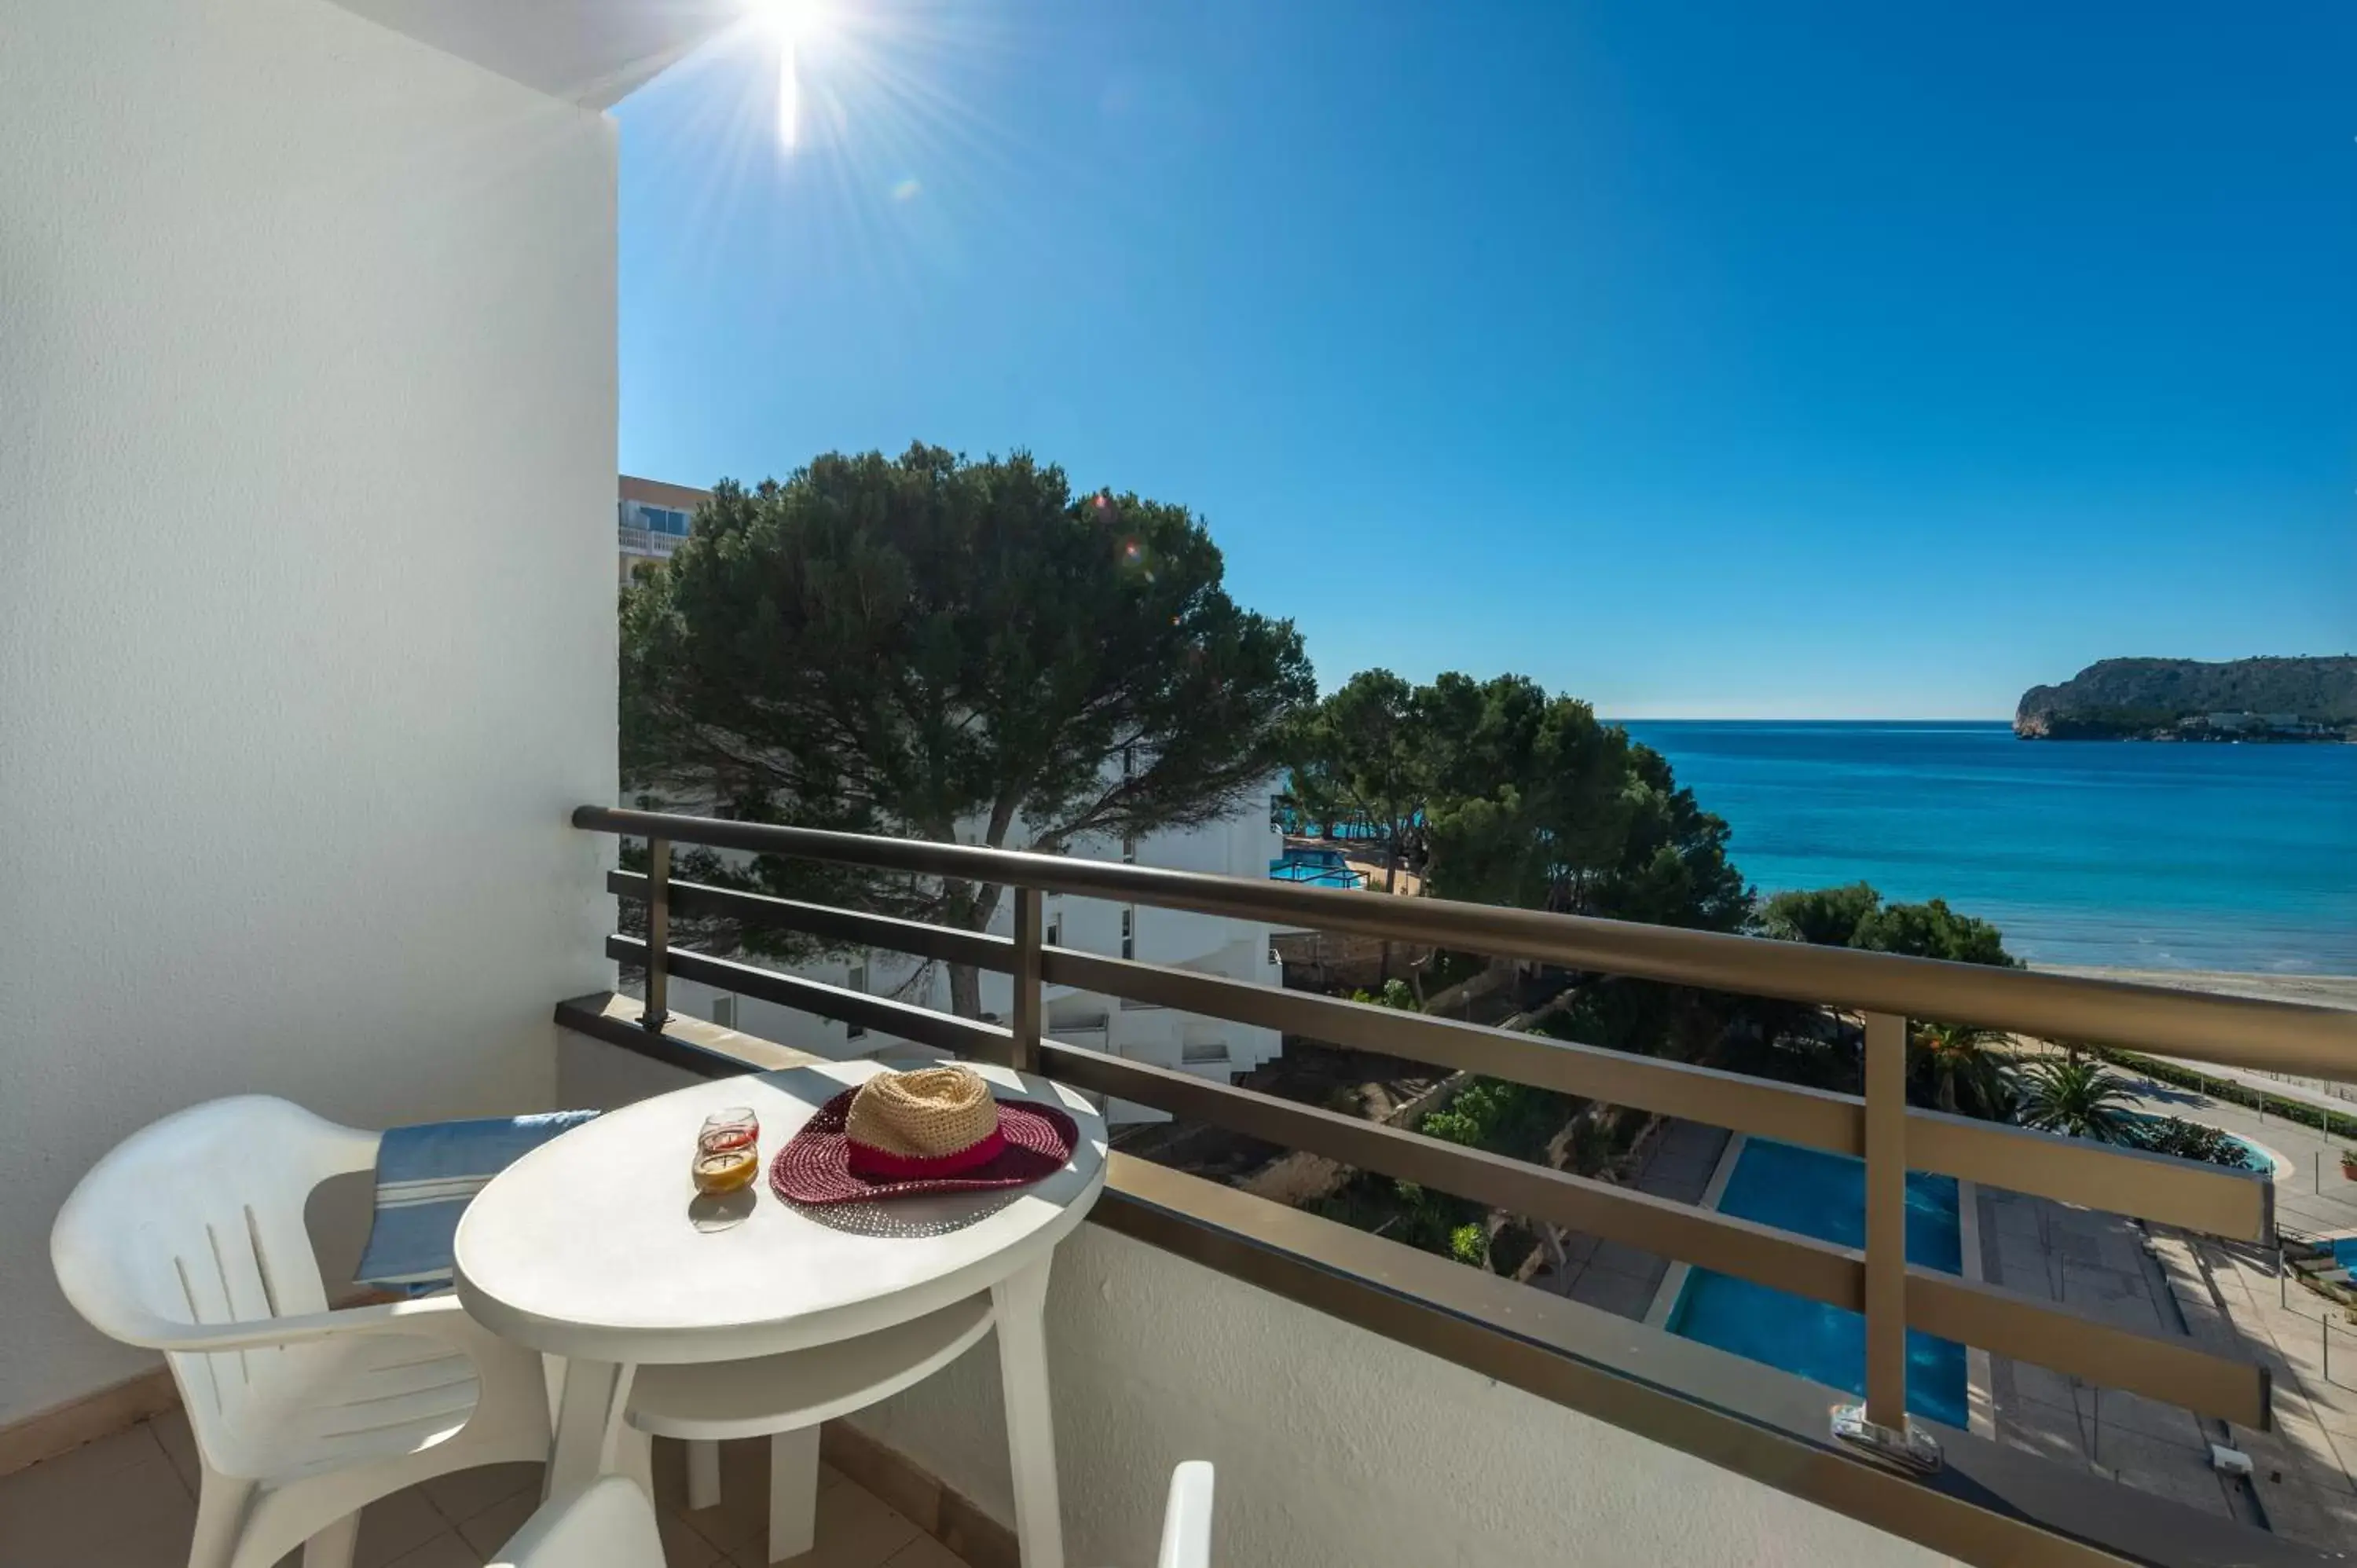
left=744, top=0, right=829, bottom=147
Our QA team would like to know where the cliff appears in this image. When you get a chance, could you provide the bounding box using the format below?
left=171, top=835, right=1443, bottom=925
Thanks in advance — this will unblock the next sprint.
left=2014, top=657, right=2357, bottom=739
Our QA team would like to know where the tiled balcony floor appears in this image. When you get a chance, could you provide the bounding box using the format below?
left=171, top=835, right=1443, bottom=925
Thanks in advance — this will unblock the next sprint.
left=0, top=1413, right=970, bottom=1568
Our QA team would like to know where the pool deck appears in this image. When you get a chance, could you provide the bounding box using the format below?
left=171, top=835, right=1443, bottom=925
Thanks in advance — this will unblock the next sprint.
left=1978, top=1068, right=2357, bottom=1552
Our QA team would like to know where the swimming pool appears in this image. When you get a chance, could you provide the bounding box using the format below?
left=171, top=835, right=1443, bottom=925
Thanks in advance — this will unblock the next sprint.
left=1667, top=1138, right=1970, bottom=1427
left=1269, top=847, right=1365, bottom=888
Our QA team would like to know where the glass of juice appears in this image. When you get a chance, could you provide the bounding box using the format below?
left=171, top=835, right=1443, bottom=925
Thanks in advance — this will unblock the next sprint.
left=693, top=1106, right=760, bottom=1194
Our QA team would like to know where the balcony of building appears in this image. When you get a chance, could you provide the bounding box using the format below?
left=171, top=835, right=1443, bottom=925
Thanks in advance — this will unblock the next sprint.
left=9, top=2, right=2357, bottom=1566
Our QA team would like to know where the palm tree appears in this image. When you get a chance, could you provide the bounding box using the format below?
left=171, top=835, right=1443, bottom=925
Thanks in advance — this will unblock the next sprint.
left=1908, top=1022, right=2014, bottom=1119
left=2014, top=1057, right=2139, bottom=1143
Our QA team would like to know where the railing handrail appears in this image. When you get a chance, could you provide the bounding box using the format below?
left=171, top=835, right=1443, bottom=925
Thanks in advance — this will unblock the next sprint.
left=574, top=804, right=2357, bottom=1077
left=608, top=867, right=2271, bottom=1242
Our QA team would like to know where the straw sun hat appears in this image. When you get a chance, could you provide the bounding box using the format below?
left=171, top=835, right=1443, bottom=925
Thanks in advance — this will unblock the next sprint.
left=770, top=1065, right=1079, bottom=1205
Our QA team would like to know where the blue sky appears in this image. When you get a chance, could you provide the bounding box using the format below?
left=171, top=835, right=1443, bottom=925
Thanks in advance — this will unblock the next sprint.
left=616, top=1, right=2355, bottom=718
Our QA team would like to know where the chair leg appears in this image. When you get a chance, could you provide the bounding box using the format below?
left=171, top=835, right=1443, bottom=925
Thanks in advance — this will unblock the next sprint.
left=992, top=1255, right=1066, bottom=1568
left=616, top=1424, right=656, bottom=1500
left=187, top=1472, right=255, bottom=1568
left=687, top=1438, right=722, bottom=1511
left=300, top=1511, right=358, bottom=1568
left=766, top=1427, right=821, bottom=1564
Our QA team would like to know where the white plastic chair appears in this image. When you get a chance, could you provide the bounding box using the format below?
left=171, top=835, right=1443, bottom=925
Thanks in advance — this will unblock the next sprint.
left=489, top=1476, right=664, bottom=1567
left=50, top=1095, right=553, bottom=1568
left=1156, top=1461, right=1215, bottom=1568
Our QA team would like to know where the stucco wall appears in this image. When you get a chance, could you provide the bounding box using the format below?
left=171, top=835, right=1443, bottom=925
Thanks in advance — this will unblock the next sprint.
left=0, top=0, right=618, bottom=1423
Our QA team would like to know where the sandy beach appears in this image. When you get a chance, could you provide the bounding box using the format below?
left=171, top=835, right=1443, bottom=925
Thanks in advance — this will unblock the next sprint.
left=2038, top=965, right=2357, bottom=1013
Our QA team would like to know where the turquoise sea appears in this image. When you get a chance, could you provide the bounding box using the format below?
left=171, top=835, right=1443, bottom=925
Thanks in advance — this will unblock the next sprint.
left=1614, top=720, right=2357, bottom=976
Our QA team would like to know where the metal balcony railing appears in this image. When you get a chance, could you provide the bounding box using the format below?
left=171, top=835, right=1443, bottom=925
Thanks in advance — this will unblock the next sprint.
left=570, top=804, right=2357, bottom=1564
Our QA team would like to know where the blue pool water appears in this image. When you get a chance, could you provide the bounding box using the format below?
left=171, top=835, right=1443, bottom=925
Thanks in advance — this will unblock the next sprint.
left=1614, top=720, right=2357, bottom=974
left=1270, top=846, right=1364, bottom=888
left=1668, top=1138, right=1970, bottom=1427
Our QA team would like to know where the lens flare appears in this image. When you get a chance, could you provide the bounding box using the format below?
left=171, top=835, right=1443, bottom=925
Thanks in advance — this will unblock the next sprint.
left=744, top=0, right=824, bottom=148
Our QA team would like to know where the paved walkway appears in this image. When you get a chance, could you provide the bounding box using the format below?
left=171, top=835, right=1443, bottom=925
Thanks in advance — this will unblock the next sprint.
left=1978, top=1185, right=2253, bottom=1523
left=1533, top=1119, right=1728, bottom=1319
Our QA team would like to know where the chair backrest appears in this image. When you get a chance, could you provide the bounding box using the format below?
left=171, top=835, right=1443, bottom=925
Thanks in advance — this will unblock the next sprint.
left=489, top=1477, right=665, bottom=1568
left=50, top=1095, right=379, bottom=1453
left=1157, top=1460, right=1215, bottom=1568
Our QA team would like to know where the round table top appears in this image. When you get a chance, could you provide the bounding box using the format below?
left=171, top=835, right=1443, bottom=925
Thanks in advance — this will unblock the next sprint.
left=453, top=1060, right=1109, bottom=1365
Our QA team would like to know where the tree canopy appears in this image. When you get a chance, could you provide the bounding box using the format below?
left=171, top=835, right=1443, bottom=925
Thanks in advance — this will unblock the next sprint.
left=621, top=444, right=1316, bottom=1012
left=1285, top=670, right=1750, bottom=933
left=1284, top=669, right=1426, bottom=889
left=1757, top=881, right=2017, bottom=965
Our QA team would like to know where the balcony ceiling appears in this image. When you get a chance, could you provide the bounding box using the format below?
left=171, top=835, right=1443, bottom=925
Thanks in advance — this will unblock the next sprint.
left=329, top=0, right=742, bottom=109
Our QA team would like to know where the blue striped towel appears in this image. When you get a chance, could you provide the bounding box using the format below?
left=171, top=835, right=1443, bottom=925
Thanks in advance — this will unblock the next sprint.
left=355, top=1111, right=601, bottom=1294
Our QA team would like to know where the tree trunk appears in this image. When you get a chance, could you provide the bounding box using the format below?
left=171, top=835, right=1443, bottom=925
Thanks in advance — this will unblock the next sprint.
left=941, top=875, right=1004, bottom=1020
left=948, top=961, right=982, bottom=1020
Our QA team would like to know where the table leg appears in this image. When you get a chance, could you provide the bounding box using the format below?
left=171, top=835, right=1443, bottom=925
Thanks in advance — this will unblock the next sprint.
left=687, top=1439, right=722, bottom=1511
left=991, top=1256, right=1064, bottom=1568
left=768, top=1427, right=821, bottom=1563
left=545, top=1357, right=636, bottom=1500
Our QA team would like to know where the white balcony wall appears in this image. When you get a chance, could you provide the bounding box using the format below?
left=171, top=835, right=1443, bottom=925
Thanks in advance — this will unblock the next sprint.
left=0, top=0, right=617, bottom=1424
left=858, top=1222, right=1953, bottom=1568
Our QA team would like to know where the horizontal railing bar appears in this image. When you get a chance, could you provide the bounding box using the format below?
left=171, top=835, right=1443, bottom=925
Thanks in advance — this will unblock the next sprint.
left=552, top=991, right=759, bottom=1082
left=1043, top=1040, right=1869, bottom=1308
left=574, top=805, right=2357, bottom=1076
left=1908, top=1269, right=2269, bottom=1431
left=1906, top=1110, right=2270, bottom=1245
left=605, top=936, right=1010, bottom=1062
left=610, top=870, right=1014, bottom=972
left=1047, top=943, right=1864, bottom=1142
left=1041, top=1040, right=2267, bottom=1427
left=1047, top=947, right=2267, bottom=1241
left=605, top=867, right=2270, bottom=1242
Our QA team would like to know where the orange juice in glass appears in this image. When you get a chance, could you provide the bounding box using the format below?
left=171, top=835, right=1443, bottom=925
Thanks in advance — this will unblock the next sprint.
left=693, top=1106, right=760, bottom=1194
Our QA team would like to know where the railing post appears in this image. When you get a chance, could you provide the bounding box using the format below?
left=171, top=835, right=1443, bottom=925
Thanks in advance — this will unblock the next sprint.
left=642, top=837, right=671, bottom=1034
left=1834, top=1010, right=1941, bottom=1471
left=1010, top=885, right=1043, bottom=1074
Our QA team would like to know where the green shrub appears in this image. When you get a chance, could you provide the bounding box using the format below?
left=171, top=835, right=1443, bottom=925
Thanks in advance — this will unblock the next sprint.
left=1348, top=978, right=1418, bottom=1011
left=2138, top=1116, right=2249, bottom=1167
left=1418, top=1077, right=1570, bottom=1163
left=1449, top=1223, right=1488, bottom=1267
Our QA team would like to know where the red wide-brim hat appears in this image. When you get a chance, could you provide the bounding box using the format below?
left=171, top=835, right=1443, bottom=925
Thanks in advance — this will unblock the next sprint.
left=771, top=1086, right=1080, bottom=1205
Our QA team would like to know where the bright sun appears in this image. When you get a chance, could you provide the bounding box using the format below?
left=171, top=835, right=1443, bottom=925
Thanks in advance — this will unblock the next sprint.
left=744, top=0, right=830, bottom=147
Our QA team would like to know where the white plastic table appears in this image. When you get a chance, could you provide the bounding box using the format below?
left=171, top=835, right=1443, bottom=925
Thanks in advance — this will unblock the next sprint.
left=454, top=1059, right=1108, bottom=1568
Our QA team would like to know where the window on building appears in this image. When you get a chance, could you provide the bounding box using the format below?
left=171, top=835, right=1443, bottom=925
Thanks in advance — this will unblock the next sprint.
left=845, top=961, right=868, bottom=1039
left=1120, top=744, right=1135, bottom=779
left=1120, top=907, right=1135, bottom=960
left=1045, top=914, right=1062, bottom=947
left=1121, top=833, right=1138, bottom=864
left=710, top=995, right=735, bottom=1029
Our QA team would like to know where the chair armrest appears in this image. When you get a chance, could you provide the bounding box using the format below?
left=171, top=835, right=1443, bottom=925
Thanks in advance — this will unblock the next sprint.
left=136, top=1294, right=495, bottom=1355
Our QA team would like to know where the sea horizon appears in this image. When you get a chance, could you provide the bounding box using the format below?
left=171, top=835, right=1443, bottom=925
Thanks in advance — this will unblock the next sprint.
left=1612, top=718, right=2357, bottom=978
